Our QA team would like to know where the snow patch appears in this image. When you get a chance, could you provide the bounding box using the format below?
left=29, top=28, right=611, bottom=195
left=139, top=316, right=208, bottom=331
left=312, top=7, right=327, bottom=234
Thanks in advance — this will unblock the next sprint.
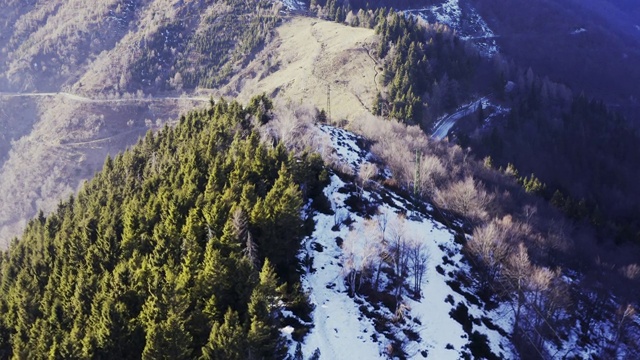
left=319, top=124, right=369, bottom=173
left=298, top=174, right=384, bottom=359
left=571, top=27, right=587, bottom=35
left=292, top=124, right=514, bottom=359
left=277, top=0, right=306, bottom=11
left=406, top=0, right=499, bottom=57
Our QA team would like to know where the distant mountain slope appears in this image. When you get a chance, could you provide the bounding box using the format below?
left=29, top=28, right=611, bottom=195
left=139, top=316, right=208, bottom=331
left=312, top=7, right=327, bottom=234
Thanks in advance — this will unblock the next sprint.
left=0, top=94, right=207, bottom=247
left=0, top=0, right=281, bottom=245
left=337, top=0, right=640, bottom=118
left=0, top=0, right=133, bottom=92
left=0, top=0, right=278, bottom=95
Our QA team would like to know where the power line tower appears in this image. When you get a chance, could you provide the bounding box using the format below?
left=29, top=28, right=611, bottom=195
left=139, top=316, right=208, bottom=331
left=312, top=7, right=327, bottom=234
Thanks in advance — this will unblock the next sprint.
left=326, top=84, right=331, bottom=123
left=414, top=149, right=421, bottom=197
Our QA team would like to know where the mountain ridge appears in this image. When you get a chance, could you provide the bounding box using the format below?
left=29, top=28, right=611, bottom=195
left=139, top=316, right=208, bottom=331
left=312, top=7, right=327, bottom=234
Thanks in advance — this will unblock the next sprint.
left=0, top=2, right=639, bottom=358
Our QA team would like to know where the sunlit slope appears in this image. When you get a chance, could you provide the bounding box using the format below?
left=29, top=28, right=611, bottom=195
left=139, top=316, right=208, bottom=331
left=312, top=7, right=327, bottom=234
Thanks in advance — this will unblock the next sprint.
left=223, top=17, right=379, bottom=122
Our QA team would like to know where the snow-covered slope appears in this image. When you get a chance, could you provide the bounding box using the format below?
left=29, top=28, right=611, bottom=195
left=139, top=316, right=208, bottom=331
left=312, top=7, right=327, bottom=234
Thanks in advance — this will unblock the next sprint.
left=278, top=0, right=307, bottom=11
left=290, top=125, right=514, bottom=359
left=406, top=0, right=499, bottom=57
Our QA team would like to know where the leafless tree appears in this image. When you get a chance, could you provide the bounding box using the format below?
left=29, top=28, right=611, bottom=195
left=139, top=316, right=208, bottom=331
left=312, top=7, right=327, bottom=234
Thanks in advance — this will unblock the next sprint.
left=408, top=237, right=429, bottom=299
left=417, top=154, right=445, bottom=198
left=264, top=100, right=318, bottom=152
left=620, top=263, right=640, bottom=281
left=522, top=204, right=537, bottom=226
left=502, top=242, right=532, bottom=333
left=342, top=226, right=377, bottom=296
left=332, top=200, right=346, bottom=229
left=376, top=210, right=389, bottom=240
left=345, top=11, right=358, bottom=27
left=231, top=207, right=248, bottom=243
left=358, top=162, right=378, bottom=196
left=435, top=176, right=494, bottom=223
left=362, top=218, right=385, bottom=292
left=528, top=266, right=569, bottom=348
left=466, top=218, right=512, bottom=290
left=387, top=216, right=410, bottom=309
left=609, top=304, right=638, bottom=357
left=365, top=212, right=391, bottom=291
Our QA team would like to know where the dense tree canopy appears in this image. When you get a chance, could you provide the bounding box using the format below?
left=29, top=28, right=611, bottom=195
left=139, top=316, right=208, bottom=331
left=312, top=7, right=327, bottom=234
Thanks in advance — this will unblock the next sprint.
left=0, top=96, right=327, bottom=359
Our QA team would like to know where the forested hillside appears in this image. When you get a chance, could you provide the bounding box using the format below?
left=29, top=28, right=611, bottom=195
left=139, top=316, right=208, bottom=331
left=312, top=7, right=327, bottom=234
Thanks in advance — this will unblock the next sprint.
left=466, top=70, right=640, bottom=244
left=0, top=0, right=283, bottom=244
left=0, top=0, right=279, bottom=94
left=1, top=0, right=640, bottom=358
left=0, top=96, right=328, bottom=358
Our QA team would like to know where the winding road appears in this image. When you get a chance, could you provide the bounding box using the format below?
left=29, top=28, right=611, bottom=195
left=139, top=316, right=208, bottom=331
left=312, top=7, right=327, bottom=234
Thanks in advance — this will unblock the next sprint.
left=0, top=91, right=211, bottom=103
left=431, top=97, right=486, bottom=140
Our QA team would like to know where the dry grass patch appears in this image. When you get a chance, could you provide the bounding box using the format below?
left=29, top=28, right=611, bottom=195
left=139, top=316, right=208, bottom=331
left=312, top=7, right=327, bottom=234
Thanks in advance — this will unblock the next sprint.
left=223, top=17, right=378, bottom=122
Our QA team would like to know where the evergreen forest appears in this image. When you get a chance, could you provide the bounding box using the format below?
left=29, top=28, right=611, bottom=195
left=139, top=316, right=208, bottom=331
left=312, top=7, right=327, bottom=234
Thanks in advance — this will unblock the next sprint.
left=0, top=96, right=328, bottom=359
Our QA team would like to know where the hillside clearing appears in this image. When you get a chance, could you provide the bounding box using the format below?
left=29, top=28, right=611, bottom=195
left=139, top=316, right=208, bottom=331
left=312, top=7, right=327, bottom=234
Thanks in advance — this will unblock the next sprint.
left=222, top=17, right=379, bottom=122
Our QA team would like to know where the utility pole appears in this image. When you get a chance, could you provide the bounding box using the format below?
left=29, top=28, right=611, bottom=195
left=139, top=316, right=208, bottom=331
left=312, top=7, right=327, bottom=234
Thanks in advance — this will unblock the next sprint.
left=326, top=84, right=331, bottom=123
left=414, top=149, right=421, bottom=197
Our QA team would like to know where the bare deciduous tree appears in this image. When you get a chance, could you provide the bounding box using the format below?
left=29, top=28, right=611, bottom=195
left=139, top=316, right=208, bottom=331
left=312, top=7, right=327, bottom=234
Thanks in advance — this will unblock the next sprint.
left=528, top=266, right=569, bottom=347
left=408, top=237, right=429, bottom=299
left=466, top=219, right=512, bottom=290
left=435, top=176, right=494, bottom=223
left=264, top=100, right=318, bottom=152
left=342, top=225, right=377, bottom=296
left=358, top=162, right=378, bottom=196
left=502, top=242, right=532, bottom=333
left=620, top=263, right=640, bottom=281
left=611, top=304, right=637, bottom=355
left=387, top=216, right=411, bottom=309
left=367, top=212, right=390, bottom=292
left=417, top=154, right=445, bottom=198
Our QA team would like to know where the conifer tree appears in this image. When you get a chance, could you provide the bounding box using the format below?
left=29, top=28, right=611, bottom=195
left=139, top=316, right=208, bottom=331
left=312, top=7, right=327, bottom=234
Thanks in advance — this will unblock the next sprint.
left=247, top=259, right=285, bottom=359
left=142, top=310, right=193, bottom=360
left=251, top=165, right=303, bottom=275
left=201, top=309, right=245, bottom=360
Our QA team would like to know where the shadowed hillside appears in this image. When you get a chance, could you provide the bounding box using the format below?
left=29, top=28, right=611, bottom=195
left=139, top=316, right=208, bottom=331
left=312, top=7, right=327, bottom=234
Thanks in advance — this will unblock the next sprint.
left=469, top=0, right=640, bottom=117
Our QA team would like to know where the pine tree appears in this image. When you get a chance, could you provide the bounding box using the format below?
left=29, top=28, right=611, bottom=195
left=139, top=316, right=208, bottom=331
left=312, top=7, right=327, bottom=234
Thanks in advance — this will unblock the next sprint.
left=142, top=310, right=193, bottom=360
left=200, top=309, right=245, bottom=360
left=248, top=259, right=280, bottom=321
left=372, top=92, right=384, bottom=116
left=251, top=165, right=303, bottom=275
left=246, top=259, right=285, bottom=359
left=140, top=268, right=193, bottom=360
